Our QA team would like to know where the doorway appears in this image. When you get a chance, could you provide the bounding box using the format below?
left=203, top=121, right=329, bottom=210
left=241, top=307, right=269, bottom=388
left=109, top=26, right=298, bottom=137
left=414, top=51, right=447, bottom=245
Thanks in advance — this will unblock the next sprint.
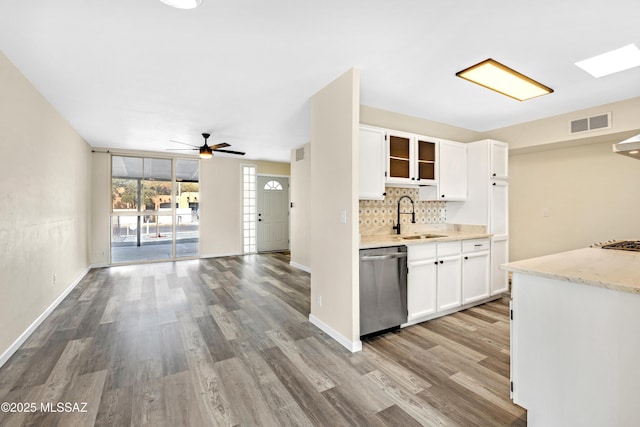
left=257, top=175, right=289, bottom=252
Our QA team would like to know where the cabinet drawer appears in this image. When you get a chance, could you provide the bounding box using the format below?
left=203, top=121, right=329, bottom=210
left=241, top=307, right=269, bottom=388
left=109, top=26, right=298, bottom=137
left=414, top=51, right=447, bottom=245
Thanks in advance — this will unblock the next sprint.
left=408, top=243, right=436, bottom=260
left=463, top=238, right=490, bottom=253
left=437, top=241, right=461, bottom=257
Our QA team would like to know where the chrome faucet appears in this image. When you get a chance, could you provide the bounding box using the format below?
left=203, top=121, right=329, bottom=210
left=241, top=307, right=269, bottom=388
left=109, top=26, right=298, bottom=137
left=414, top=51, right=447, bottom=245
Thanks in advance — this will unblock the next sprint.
left=392, top=195, right=416, bottom=235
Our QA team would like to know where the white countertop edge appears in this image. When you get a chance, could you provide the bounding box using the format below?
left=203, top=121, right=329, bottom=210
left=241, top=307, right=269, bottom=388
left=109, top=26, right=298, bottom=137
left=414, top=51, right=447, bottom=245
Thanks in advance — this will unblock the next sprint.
left=503, top=266, right=640, bottom=295
left=501, top=247, right=640, bottom=295
left=359, top=233, right=492, bottom=249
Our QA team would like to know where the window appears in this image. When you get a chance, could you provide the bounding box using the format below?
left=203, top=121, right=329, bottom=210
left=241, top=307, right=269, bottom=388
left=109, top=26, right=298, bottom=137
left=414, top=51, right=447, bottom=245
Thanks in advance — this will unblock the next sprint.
left=263, top=180, right=283, bottom=191
left=110, top=155, right=199, bottom=263
left=242, top=165, right=257, bottom=253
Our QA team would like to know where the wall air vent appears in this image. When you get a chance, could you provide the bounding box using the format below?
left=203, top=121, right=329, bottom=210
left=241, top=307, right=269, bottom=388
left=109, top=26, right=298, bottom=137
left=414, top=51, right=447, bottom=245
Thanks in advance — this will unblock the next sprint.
left=570, top=112, right=611, bottom=134
left=295, top=147, right=305, bottom=161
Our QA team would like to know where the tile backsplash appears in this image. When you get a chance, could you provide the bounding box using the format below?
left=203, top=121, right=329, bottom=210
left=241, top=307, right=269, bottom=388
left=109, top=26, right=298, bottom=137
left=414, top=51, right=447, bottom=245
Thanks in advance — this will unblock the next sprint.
left=359, top=187, right=446, bottom=235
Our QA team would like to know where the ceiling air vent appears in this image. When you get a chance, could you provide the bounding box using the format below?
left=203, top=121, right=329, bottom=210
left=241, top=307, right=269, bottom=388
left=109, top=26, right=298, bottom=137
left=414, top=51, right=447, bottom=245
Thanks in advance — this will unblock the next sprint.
left=570, top=112, right=611, bottom=134
left=295, top=147, right=305, bottom=161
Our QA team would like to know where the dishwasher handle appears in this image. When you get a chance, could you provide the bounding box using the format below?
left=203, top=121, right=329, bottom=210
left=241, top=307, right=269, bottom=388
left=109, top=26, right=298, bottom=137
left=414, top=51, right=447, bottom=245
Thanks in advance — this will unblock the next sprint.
left=360, top=252, right=408, bottom=261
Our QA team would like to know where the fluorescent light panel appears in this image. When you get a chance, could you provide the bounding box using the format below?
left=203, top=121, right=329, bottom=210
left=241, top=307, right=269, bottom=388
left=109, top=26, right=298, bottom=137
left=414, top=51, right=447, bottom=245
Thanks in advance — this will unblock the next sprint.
left=456, top=58, right=553, bottom=101
left=575, top=44, right=640, bottom=78
left=159, top=0, right=202, bottom=9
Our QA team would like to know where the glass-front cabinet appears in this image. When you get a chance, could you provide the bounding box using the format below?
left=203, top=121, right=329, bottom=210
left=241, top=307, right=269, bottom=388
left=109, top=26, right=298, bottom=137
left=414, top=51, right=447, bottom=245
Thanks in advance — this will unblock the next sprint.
left=387, top=132, right=412, bottom=183
left=386, top=131, right=437, bottom=185
left=415, top=137, right=437, bottom=183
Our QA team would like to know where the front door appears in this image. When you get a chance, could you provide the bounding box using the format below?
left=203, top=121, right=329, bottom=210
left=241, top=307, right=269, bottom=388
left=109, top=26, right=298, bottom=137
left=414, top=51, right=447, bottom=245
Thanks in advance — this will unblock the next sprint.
left=257, top=176, right=289, bottom=252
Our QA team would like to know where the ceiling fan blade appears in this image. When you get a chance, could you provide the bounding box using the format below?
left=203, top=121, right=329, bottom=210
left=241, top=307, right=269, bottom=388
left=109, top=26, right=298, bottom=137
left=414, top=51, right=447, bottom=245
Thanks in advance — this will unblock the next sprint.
left=169, top=139, right=199, bottom=148
left=213, top=149, right=245, bottom=155
left=166, top=148, right=198, bottom=151
left=209, top=142, right=231, bottom=150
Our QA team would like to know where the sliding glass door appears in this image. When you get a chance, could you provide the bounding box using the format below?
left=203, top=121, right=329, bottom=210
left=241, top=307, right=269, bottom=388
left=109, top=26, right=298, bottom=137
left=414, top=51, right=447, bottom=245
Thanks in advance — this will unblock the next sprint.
left=110, top=155, right=199, bottom=263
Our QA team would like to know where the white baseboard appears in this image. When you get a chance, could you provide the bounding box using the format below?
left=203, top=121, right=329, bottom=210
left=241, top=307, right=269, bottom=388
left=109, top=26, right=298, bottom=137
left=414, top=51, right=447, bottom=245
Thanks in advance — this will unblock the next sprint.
left=289, top=261, right=311, bottom=273
left=0, top=266, right=91, bottom=368
left=89, top=262, right=109, bottom=269
left=309, top=314, right=362, bottom=353
left=200, top=252, right=244, bottom=259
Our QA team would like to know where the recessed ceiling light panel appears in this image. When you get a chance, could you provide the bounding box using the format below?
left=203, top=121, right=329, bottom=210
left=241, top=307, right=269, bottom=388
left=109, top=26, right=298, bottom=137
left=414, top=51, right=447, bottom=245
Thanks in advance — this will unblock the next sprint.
left=456, top=59, right=553, bottom=101
left=159, top=0, right=203, bottom=9
left=575, top=44, right=640, bottom=78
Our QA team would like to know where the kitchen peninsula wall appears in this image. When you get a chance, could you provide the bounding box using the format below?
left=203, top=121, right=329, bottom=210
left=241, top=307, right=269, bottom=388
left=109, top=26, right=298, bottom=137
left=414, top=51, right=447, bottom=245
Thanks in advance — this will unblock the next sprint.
left=359, top=187, right=446, bottom=235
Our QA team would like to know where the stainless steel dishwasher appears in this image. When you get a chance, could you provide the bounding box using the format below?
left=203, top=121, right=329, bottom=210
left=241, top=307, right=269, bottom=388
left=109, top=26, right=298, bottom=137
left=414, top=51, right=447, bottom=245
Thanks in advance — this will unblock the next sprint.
left=359, top=245, right=408, bottom=336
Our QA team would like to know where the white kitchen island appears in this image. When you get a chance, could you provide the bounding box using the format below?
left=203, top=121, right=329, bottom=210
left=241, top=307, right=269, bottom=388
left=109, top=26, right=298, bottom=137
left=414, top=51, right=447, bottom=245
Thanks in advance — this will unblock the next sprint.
left=502, top=246, right=640, bottom=427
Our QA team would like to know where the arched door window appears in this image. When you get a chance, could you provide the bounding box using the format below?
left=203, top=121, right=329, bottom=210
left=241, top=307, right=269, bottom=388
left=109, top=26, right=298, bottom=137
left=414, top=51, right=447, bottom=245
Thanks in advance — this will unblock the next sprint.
left=263, top=180, right=283, bottom=191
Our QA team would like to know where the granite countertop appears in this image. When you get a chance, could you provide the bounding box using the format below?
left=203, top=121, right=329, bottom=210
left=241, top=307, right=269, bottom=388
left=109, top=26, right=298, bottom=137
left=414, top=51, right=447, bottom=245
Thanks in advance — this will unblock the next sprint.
left=359, top=224, right=490, bottom=249
left=501, top=247, right=640, bottom=295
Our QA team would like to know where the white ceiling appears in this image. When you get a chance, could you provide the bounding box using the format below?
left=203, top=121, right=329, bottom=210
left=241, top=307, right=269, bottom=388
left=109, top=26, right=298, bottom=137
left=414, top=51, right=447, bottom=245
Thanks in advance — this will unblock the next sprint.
left=1, top=0, right=639, bottom=163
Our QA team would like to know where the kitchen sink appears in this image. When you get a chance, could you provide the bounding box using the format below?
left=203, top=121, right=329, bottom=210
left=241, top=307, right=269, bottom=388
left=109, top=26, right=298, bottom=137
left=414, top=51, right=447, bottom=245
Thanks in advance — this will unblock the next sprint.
left=402, top=234, right=446, bottom=240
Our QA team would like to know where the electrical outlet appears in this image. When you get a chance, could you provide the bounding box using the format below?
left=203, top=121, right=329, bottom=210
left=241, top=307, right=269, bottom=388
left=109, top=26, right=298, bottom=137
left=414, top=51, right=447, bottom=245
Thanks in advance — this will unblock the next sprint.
left=53, top=273, right=57, bottom=285
left=317, top=295, right=322, bottom=307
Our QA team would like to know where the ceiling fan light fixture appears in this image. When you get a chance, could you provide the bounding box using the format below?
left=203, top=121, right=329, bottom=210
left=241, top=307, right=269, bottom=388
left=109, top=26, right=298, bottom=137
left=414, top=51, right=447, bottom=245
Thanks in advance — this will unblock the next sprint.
left=456, top=58, right=553, bottom=101
left=199, top=147, right=213, bottom=159
left=159, top=0, right=203, bottom=9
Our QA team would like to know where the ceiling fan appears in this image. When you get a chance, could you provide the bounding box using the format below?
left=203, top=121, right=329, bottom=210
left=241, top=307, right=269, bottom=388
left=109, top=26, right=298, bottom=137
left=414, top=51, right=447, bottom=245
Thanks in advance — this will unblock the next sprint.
left=168, top=133, right=245, bottom=159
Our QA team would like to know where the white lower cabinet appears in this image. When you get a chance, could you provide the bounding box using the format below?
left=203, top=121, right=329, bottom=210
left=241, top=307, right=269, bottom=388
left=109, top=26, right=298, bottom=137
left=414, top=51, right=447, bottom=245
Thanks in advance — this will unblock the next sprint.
left=491, top=237, right=509, bottom=295
left=407, top=238, right=494, bottom=325
left=436, top=252, right=462, bottom=311
left=407, top=257, right=437, bottom=321
left=462, top=239, right=490, bottom=304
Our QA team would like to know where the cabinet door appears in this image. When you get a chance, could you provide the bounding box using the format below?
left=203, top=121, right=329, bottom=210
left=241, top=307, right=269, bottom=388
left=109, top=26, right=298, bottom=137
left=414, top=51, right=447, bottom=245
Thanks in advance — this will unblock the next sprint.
left=438, top=140, right=467, bottom=201
left=436, top=254, right=462, bottom=311
left=386, top=131, right=414, bottom=184
left=407, top=259, right=437, bottom=321
left=415, top=137, right=437, bottom=184
left=491, top=237, right=509, bottom=295
left=490, top=180, right=508, bottom=236
left=462, top=250, right=490, bottom=304
left=490, top=140, right=508, bottom=180
left=359, top=127, right=386, bottom=200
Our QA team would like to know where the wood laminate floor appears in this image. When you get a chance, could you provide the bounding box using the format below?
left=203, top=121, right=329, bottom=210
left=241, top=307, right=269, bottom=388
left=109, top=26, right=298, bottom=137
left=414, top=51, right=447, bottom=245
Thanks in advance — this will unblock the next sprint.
left=0, top=253, right=526, bottom=426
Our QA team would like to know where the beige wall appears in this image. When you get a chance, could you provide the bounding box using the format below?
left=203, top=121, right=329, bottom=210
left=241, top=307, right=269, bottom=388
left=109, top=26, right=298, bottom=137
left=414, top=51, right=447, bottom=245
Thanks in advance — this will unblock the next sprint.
left=0, top=52, right=91, bottom=361
left=483, top=96, right=640, bottom=152
left=197, top=158, right=290, bottom=257
left=90, top=152, right=110, bottom=265
left=509, top=139, right=640, bottom=261
left=310, top=68, right=360, bottom=348
left=361, top=105, right=481, bottom=142
left=290, top=143, right=311, bottom=270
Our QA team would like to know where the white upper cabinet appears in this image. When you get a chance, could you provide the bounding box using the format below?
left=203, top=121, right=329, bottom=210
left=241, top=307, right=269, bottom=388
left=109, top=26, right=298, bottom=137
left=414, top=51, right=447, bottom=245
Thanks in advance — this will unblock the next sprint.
left=358, top=126, right=386, bottom=200
left=437, top=139, right=467, bottom=201
left=490, top=140, right=508, bottom=180
left=386, top=130, right=414, bottom=185
left=414, top=136, right=437, bottom=185
left=385, top=130, right=438, bottom=186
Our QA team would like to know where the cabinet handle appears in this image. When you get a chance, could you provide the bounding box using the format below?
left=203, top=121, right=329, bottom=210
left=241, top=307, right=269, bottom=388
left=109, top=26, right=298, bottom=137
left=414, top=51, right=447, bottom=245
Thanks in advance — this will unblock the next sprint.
left=464, top=256, right=468, bottom=260
left=492, top=182, right=496, bottom=186
left=382, top=192, right=386, bottom=196
left=492, top=173, right=496, bottom=177
left=474, top=244, right=483, bottom=247
left=441, top=194, right=445, bottom=198
left=434, top=261, right=438, bottom=265
left=411, top=177, right=415, bottom=181
left=439, top=260, right=443, bottom=264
